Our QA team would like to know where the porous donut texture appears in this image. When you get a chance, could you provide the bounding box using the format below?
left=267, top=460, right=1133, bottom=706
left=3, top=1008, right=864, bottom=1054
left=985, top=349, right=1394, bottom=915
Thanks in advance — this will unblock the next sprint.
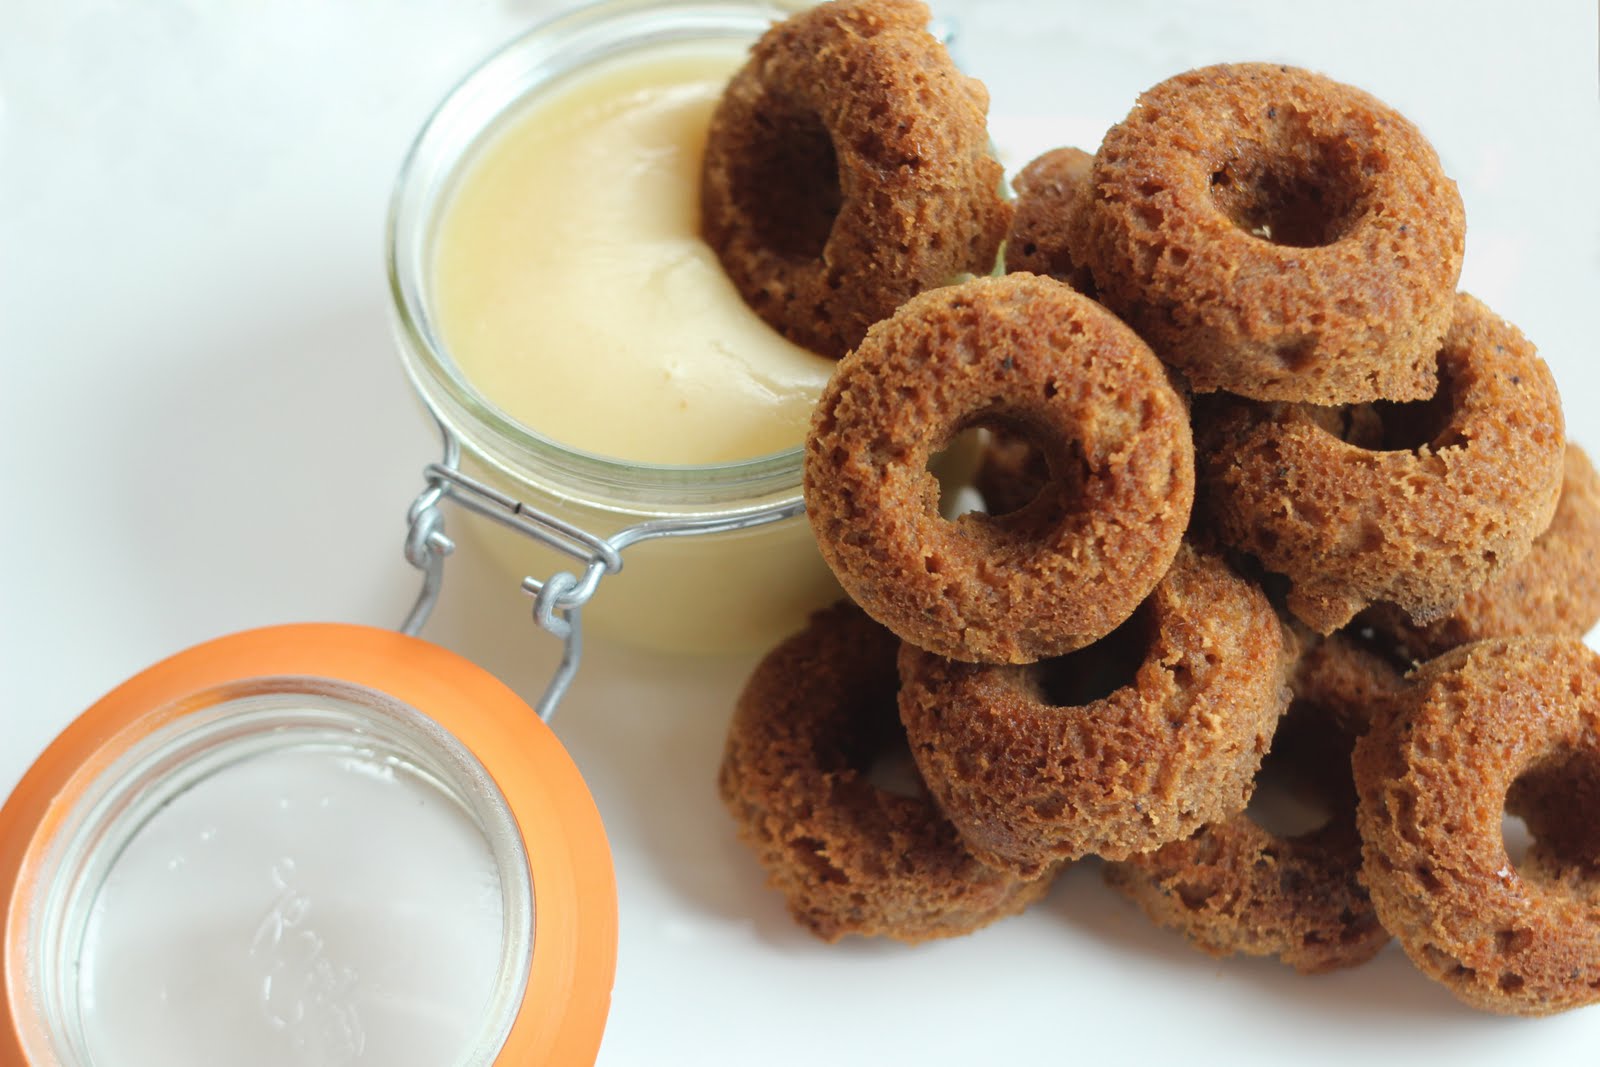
left=1080, top=63, right=1465, bottom=403
left=1354, top=637, right=1600, bottom=1015
left=1197, top=292, right=1565, bottom=634
left=1003, top=146, right=1097, bottom=293
left=1362, top=445, right=1600, bottom=660
left=1105, top=637, right=1394, bottom=974
left=805, top=273, right=1195, bottom=664
left=718, top=603, right=1053, bottom=943
left=896, top=545, right=1289, bottom=875
left=700, top=0, right=1010, bottom=358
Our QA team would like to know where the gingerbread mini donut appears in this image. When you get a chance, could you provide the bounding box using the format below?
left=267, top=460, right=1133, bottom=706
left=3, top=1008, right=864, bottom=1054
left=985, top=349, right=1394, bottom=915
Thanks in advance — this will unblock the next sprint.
left=1104, top=635, right=1397, bottom=974
left=1092, top=588, right=1405, bottom=974
left=1080, top=63, right=1464, bottom=403
left=896, top=545, right=1289, bottom=876
left=1003, top=146, right=1097, bottom=294
left=1361, top=445, right=1600, bottom=660
left=700, top=0, right=1009, bottom=359
left=718, top=603, right=1052, bottom=943
left=1198, top=293, right=1565, bottom=634
left=805, top=273, right=1194, bottom=664
left=1354, top=636, right=1600, bottom=1015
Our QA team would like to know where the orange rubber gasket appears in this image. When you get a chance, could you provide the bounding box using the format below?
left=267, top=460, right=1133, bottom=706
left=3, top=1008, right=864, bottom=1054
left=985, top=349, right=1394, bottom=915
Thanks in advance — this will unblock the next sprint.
left=1, top=623, right=616, bottom=1067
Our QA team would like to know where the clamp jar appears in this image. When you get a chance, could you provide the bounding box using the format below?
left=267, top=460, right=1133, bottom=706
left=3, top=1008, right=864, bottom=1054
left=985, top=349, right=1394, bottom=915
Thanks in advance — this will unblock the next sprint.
left=389, top=0, right=841, bottom=661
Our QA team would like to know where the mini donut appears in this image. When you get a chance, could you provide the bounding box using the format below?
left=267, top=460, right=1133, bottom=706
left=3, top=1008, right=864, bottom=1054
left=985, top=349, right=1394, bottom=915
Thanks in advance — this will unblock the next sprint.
left=804, top=273, right=1195, bottom=664
left=717, top=602, right=1053, bottom=943
left=1003, top=146, right=1097, bottom=294
left=700, top=0, right=1010, bottom=359
left=1197, top=292, right=1565, bottom=634
left=1360, top=445, right=1600, bottom=660
left=896, top=544, right=1290, bottom=876
left=1079, top=63, right=1465, bottom=404
left=1354, top=636, right=1600, bottom=1015
left=1103, top=696, right=1388, bottom=975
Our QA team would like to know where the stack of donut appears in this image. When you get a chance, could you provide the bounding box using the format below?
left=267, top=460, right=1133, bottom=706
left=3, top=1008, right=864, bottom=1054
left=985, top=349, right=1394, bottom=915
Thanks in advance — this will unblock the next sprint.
left=709, top=1, right=1600, bottom=1018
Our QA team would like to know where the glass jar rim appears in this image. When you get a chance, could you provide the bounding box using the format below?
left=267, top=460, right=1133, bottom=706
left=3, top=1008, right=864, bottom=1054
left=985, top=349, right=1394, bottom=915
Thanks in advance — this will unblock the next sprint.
left=24, top=680, right=534, bottom=1067
left=387, top=0, right=818, bottom=517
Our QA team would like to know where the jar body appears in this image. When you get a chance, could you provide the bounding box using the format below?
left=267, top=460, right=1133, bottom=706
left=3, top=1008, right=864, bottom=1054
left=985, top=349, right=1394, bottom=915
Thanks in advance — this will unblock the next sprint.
left=389, top=0, right=841, bottom=655
left=453, top=453, right=839, bottom=654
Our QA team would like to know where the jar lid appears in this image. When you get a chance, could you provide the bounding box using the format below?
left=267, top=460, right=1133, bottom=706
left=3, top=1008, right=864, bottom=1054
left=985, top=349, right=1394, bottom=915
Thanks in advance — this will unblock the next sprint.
left=0, top=623, right=617, bottom=1066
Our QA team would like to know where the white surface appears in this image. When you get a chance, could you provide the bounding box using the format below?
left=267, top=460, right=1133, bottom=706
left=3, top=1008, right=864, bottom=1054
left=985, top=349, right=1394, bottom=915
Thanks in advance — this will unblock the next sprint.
left=2, top=2, right=1597, bottom=1065
left=81, top=746, right=504, bottom=1067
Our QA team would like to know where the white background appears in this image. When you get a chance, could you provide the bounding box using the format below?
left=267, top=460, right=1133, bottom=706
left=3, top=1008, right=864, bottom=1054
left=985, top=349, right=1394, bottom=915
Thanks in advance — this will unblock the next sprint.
left=2, top=1, right=1598, bottom=1064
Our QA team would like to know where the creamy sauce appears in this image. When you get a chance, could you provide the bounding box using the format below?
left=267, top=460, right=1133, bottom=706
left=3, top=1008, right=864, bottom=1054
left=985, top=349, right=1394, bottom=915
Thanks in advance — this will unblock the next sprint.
left=432, top=45, right=836, bottom=466
left=78, top=746, right=507, bottom=1067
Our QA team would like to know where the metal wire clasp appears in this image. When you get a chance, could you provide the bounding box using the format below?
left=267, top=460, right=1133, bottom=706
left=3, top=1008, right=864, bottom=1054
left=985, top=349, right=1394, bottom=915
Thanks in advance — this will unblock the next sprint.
left=399, top=423, right=620, bottom=720
left=398, top=421, right=804, bottom=720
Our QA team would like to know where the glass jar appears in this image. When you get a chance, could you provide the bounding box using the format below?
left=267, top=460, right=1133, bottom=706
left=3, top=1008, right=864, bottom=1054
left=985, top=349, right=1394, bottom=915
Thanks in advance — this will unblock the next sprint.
left=0, top=624, right=616, bottom=1066
left=388, top=0, right=841, bottom=660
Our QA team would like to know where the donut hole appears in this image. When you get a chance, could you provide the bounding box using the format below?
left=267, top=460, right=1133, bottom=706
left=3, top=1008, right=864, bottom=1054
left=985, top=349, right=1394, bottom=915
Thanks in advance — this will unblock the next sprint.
left=926, top=426, right=989, bottom=519
left=965, top=415, right=1090, bottom=521
left=969, top=427, right=1049, bottom=517
left=1244, top=705, right=1351, bottom=839
left=1209, top=132, right=1366, bottom=248
left=1505, top=748, right=1600, bottom=882
left=822, top=641, right=910, bottom=790
left=1365, top=366, right=1461, bottom=452
left=726, top=102, right=842, bottom=260
left=1245, top=748, right=1337, bottom=839
left=1309, top=368, right=1459, bottom=454
left=824, top=670, right=928, bottom=801
left=1501, top=813, right=1534, bottom=870
left=864, top=732, right=929, bottom=800
left=1345, top=622, right=1418, bottom=672
left=1246, top=774, right=1333, bottom=839
left=1035, top=604, right=1152, bottom=707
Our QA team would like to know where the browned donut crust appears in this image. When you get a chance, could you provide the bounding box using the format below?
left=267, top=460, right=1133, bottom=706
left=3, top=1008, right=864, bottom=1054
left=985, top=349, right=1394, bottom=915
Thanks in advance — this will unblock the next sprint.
left=1079, top=63, right=1465, bottom=403
left=1103, top=693, right=1389, bottom=975
left=896, top=545, right=1289, bottom=876
left=700, top=0, right=1009, bottom=359
left=718, top=602, right=1053, bottom=942
left=1361, top=445, right=1600, bottom=660
left=804, top=274, right=1195, bottom=664
left=1197, top=292, right=1565, bottom=634
left=1003, top=147, right=1096, bottom=293
left=1354, top=637, right=1600, bottom=1015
